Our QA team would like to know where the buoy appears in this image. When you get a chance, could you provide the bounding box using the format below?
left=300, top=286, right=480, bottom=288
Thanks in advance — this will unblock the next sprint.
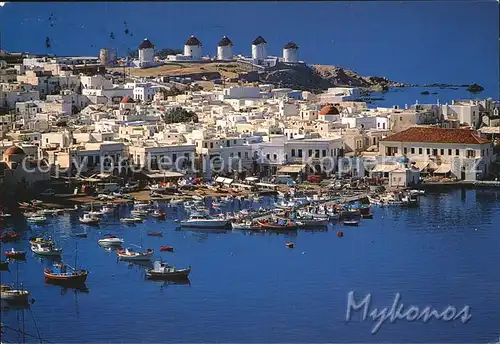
left=337, top=231, right=344, bottom=237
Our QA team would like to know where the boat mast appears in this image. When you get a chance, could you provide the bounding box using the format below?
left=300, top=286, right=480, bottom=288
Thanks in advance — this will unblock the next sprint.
left=75, top=242, right=78, bottom=270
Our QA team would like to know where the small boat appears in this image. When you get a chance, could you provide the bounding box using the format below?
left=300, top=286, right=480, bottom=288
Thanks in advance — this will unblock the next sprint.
left=361, top=213, right=374, bottom=219
left=147, top=231, right=163, bottom=237
left=296, top=216, right=329, bottom=228
left=169, top=198, right=184, bottom=206
left=31, top=200, right=43, bottom=206
left=180, top=214, right=230, bottom=229
left=145, top=260, right=191, bottom=280
left=121, top=217, right=142, bottom=224
left=256, top=218, right=298, bottom=230
left=29, top=237, right=53, bottom=245
left=79, top=213, right=100, bottom=225
left=409, top=189, right=425, bottom=196
left=5, top=249, right=26, bottom=260
left=100, top=205, right=114, bottom=214
left=133, top=201, right=151, bottom=209
left=97, top=234, right=124, bottom=247
left=130, top=209, right=149, bottom=217
left=0, top=260, right=8, bottom=271
left=1, top=231, right=21, bottom=242
left=0, top=284, right=29, bottom=304
left=30, top=243, right=63, bottom=257
left=285, top=242, right=294, bottom=248
left=231, top=221, right=253, bottom=230
left=337, top=231, right=344, bottom=237
left=343, top=220, right=360, bottom=227
left=44, top=262, right=88, bottom=285
left=74, top=233, right=88, bottom=238
left=160, top=246, right=174, bottom=252
left=27, top=215, right=47, bottom=224
left=117, top=247, right=154, bottom=261
left=151, top=210, right=166, bottom=220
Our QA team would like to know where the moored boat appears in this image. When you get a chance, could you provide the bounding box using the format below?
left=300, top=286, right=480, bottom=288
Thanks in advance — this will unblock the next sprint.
left=151, top=210, right=166, bottom=220
left=343, top=220, right=360, bottom=227
left=30, top=242, right=63, bottom=257
left=180, top=214, right=230, bottom=229
left=44, top=262, right=88, bottom=285
left=0, top=231, right=20, bottom=242
left=121, top=217, right=142, bottom=224
left=79, top=213, right=100, bottom=225
left=5, top=249, right=26, bottom=260
left=117, top=247, right=154, bottom=261
left=0, top=260, right=8, bottom=271
left=361, top=213, right=374, bottom=219
left=147, top=231, right=163, bottom=237
left=27, top=215, right=47, bottom=224
left=97, top=234, right=124, bottom=247
left=145, top=260, right=191, bottom=280
left=0, top=284, right=29, bottom=304
left=231, top=221, right=253, bottom=230
left=256, top=218, right=298, bottom=230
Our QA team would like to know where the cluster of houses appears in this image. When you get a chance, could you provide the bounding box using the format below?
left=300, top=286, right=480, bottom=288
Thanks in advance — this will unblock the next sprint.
left=1, top=48, right=500, bottom=194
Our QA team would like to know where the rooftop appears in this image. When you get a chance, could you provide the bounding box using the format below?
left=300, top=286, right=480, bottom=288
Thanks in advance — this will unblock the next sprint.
left=138, top=39, right=155, bottom=50
left=252, top=36, right=267, bottom=45
left=381, top=127, right=491, bottom=145
left=185, top=35, right=202, bottom=46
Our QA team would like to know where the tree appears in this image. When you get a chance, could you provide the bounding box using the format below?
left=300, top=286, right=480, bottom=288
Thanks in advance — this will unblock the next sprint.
left=161, top=107, right=198, bottom=124
left=156, top=48, right=183, bottom=58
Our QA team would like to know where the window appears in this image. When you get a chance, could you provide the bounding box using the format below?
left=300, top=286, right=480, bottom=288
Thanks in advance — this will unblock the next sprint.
left=394, top=147, right=398, bottom=154
left=238, top=152, right=241, bottom=158
left=210, top=142, right=213, bottom=149
left=455, top=149, right=459, bottom=155
left=266, top=154, right=270, bottom=160
left=291, top=149, right=295, bottom=157
left=426, top=148, right=430, bottom=155
left=244, top=152, right=248, bottom=159
left=404, top=147, right=407, bottom=154
left=411, top=148, right=415, bottom=154
left=440, top=149, right=444, bottom=155
left=481, top=149, right=484, bottom=156
left=419, top=148, right=422, bottom=154
left=230, top=152, right=234, bottom=157
left=298, top=149, right=303, bottom=158
left=233, top=140, right=237, bottom=144
left=315, top=150, right=320, bottom=158
left=308, top=149, right=313, bottom=157
left=331, top=149, right=334, bottom=156
left=433, top=149, right=438, bottom=156
left=322, top=150, right=327, bottom=157
left=273, top=154, right=277, bottom=160
left=448, top=149, right=452, bottom=155
left=172, top=154, right=177, bottom=162
left=226, top=140, right=230, bottom=147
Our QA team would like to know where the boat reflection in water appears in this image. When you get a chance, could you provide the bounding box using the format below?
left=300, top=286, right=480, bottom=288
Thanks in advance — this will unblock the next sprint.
left=147, top=278, right=191, bottom=287
left=0, top=298, right=31, bottom=310
left=122, top=260, right=154, bottom=270
left=44, top=279, right=89, bottom=295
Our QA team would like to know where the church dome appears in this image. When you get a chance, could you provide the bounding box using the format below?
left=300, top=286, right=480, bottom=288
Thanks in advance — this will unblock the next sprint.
left=4, top=146, right=25, bottom=155
left=121, top=96, right=135, bottom=104
left=319, top=104, right=340, bottom=115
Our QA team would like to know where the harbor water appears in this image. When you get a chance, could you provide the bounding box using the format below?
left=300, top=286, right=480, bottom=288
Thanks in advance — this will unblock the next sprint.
left=1, top=188, right=500, bottom=342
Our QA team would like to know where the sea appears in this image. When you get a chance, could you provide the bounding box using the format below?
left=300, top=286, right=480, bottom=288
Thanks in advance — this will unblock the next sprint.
left=1, top=188, right=500, bottom=343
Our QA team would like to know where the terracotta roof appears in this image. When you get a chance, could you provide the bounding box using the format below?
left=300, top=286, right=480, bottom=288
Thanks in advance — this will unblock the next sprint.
left=185, top=35, right=202, bottom=46
left=4, top=146, right=25, bottom=155
left=283, top=42, right=298, bottom=49
left=121, top=96, right=135, bottom=104
left=319, top=104, right=340, bottom=116
left=218, top=36, right=233, bottom=47
left=381, top=127, right=491, bottom=145
left=138, top=39, right=154, bottom=50
left=252, top=36, right=267, bottom=45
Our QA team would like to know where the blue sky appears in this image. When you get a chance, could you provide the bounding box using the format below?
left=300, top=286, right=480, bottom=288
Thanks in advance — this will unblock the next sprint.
left=0, top=1, right=498, bottom=95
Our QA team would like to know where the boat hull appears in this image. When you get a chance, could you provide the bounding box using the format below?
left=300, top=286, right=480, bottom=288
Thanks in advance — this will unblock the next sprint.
left=44, top=270, right=88, bottom=284
left=0, top=290, right=29, bottom=303
left=256, top=221, right=298, bottom=231
left=146, top=268, right=191, bottom=280
left=180, top=220, right=230, bottom=229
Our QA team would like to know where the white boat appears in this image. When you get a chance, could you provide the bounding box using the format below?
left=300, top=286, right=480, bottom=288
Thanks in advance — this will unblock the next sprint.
left=130, top=209, right=148, bottom=217
left=88, top=210, right=104, bottom=217
left=117, top=247, right=154, bottom=261
left=26, top=215, right=47, bottom=224
left=30, top=243, right=62, bottom=256
left=79, top=213, right=100, bottom=225
left=0, top=284, right=29, bottom=303
left=100, top=205, right=114, bottom=214
left=98, top=235, right=124, bottom=247
left=121, top=217, right=143, bottom=223
left=231, top=221, right=253, bottom=230
left=180, top=214, right=230, bottom=229
left=296, top=217, right=329, bottom=228
left=133, top=201, right=150, bottom=209
left=170, top=198, right=184, bottom=206
left=146, top=260, right=191, bottom=280
left=409, top=189, right=425, bottom=196
left=148, top=184, right=166, bottom=192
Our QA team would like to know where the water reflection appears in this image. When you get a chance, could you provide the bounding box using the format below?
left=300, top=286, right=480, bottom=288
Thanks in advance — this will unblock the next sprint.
left=44, top=280, right=89, bottom=294
left=147, top=278, right=191, bottom=287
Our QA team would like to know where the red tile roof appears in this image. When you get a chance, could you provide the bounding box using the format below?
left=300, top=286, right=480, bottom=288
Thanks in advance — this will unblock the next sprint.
left=381, top=127, right=491, bottom=145
left=319, top=104, right=340, bottom=115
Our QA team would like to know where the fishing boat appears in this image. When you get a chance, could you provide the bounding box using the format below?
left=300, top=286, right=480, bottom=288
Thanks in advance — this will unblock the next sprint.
left=342, top=220, right=360, bottom=227
left=44, top=262, right=89, bottom=284
left=151, top=210, right=166, bottom=220
left=30, top=242, right=63, bottom=257
left=180, top=214, right=230, bottom=229
left=100, top=205, right=115, bottom=214
left=133, top=201, right=151, bottom=209
left=361, top=213, right=374, bottom=219
left=117, top=247, right=154, bottom=261
left=0, top=231, right=20, bottom=242
left=4, top=249, right=26, bottom=260
left=160, top=246, right=174, bottom=252
left=79, top=213, right=100, bottom=225
left=256, top=218, right=298, bottom=230
left=29, top=236, right=53, bottom=246
left=409, top=189, right=425, bottom=196
left=97, top=234, right=124, bottom=247
left=145, top=260, right=191, bottom=280
left=26, top=215, right=47, bottom=224
left=296, top=216, right=329, bottom=228
left=0, top=284, right=29, bottom=304
left=147, top=231, right=163, bottom=237
left=44, top=245, right=88, bottom=285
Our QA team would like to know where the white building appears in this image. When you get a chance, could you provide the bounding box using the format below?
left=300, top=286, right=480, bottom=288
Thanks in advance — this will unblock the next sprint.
left=133, top=82, right=159, bottom=102
left=441, top=100, right=481, bottom=129
left=318, top=87, right=361, bottom=103
left=129, top=143, right=196, bottom=172
left=283, top=42, right=298, bottom=63
left=217, top=36, right=233, bottom=61
left=251, top=36, right=267, bottom=61
left=138, top=38, right=155, bottom=68
left=221, top=86, right=261, bottom=100
left=378, top=127, right=495, bottom=181
left=184, top=36, right=202, bottom=61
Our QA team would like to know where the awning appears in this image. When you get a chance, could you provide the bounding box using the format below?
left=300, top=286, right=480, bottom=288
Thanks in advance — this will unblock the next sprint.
left=245, top=177, right=259, bottom=182
left=255, top=182, right=278, bottom=188
left=413, top=161, right=429, bottom=171
left=145, top=171, right=185, bottom=179
left=223, top=178, right=233, bottom=185
left=278, top=164, right=306, bottom=174
left=434, top=164, right=451, bottom=174
left=372, top=164, right=398, bottom=173
left=215, top=177, right=225, bottom=183
left=231, top=183, right=253, bottom=189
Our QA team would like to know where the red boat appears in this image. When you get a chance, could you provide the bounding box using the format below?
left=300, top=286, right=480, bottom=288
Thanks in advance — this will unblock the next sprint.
left=44, top=262, right=88, bottom=284
left=151, top=210, right=166, bottom=220
left=256, top=218, right=298, bottom=231
left=1, top=231, right=20, bottom=242
left=160, top=246, right=174, bottom=252
left=5, top=249, right=26, bottom=260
